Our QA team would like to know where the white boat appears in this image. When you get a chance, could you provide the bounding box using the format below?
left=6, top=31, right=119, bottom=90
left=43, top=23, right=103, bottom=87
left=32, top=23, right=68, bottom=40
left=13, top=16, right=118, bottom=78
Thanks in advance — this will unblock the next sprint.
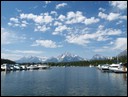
left=1, top=64, right=10, bottom=71
left=109, top=63, right=127, bottom=73
left=97, top=65, right=101, bottom=69
left=27, top=65, right=39, bottom=70
left=89, top=65, right=94, bottom=68
left=38, top=65, right=49, bottom=69
left=101, top=64, right=109, bottom=70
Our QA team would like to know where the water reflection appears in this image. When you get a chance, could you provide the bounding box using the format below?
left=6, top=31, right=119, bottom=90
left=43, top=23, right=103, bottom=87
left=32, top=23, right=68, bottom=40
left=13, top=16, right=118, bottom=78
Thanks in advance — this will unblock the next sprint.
left=1, top=67, right=127, bottom=96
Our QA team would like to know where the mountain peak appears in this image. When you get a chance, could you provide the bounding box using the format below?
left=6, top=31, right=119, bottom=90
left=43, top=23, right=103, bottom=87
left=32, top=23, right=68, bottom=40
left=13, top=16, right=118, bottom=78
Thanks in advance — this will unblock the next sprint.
left=91, top=54, right=106, bottom=60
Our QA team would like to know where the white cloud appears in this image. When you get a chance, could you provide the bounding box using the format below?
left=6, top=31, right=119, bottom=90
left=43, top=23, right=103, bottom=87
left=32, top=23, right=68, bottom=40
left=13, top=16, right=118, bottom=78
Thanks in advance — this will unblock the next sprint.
left=20, top=13, right=37, bottom=20
left=45, top=1, right=51, bottom=4
left=112, top=38, right=127, bottom=50
left=32, top=39, right=61, bottom=48
left=44, top=15, right=53, bottom=23
left=67, top=11, right=76, bottom=19
left=16, top=8, right=22, bottom=12
left=110, top=1, right=127, bottom=10
left=10, top=17, right=19, bottom=23
left=84, top=17, right=99, bottom=25
left=107, top=12, right=120, bottom=21
left=54, top=21, right=62, bottom=26
left=50, top=11, right=58, bottom=16
left=55, top=25, right=70, bottom=32
left=8, top=22, right=12, bottom=26
left=1, top=28, right=26, bottom=45
left=53, top=25, right=71, bottom=35
left=35, top=25, right=50, bottom=32
left=66, top=11, right=99, bottom=25
left=1, top=53, right=23, bottom=61
left=56, top=3, right=67, bottom=9
left=106, top=29, right=122, bottom=35
left=98, top=12, right=127, bottom=21
left=65, top=34, right=90, bottom=46
left=20, top=13, right=53, bottom=24
left=97, top=36, right=109, bottom=41
left=116, top=20, right=123, bottom=25
left=34, top=16, right=43, bottom=24
left=66, top=11, right=86, bottom=24
left=98, top=12, right=108, bottom=19
left=99, top=7, right=106, bottom=12
left=58, top=14, right=66, bottom=21
left=65, top=26, right=124, bottom=46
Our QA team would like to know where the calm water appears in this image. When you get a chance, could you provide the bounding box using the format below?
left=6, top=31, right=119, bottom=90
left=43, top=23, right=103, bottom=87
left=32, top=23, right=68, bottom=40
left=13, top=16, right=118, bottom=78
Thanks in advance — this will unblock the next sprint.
left=1, top=67, right=127, bottom=96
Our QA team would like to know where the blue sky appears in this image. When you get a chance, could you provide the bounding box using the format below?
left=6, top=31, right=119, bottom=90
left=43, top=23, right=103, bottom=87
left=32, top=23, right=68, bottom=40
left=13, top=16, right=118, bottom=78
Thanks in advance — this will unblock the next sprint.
left=1, top=1, right=127, bottom=61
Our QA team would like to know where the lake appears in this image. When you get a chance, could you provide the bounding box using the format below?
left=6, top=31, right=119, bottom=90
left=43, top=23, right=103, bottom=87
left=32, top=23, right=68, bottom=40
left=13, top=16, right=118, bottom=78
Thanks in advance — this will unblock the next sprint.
left=1, top=67, right=127, bottom=96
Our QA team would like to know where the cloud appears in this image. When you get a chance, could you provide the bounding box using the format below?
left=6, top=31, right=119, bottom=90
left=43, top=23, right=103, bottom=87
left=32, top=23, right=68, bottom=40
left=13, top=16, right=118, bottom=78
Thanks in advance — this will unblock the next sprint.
left=65, top=11, right=99, bottom=25
left=112, top=38, right=127, bottom=50
left=98, top=7, right=106, bottom=12
left=58, top=14, right=66, bottom=21
left=45, top=1, right=51, bottom=4
left=56, top=3, right=67, bottom=9
left=1, top=28, right=26, bottom=45
left=66, top=34, right=90, bottom=46
left=116, top=20, right=123, bottom=25
left=84, top=17, right=99, bottom=25
left=32, top=39, right=62, bottom=48
left=65, top=25, right=123, bottom=46
left=20, top=13, right=53, bottom=24
left=54, top=21, right=62, bottom=26
left=20, top=13, right=37, bottom=20
left=15, top=8, right=22, bottom=12
left=53, top=25, right=71, bottom=35
left=1, top=53, right=23, bottom=61
left=44, top=15, right=53, bottom=23
left=66, top=11, right=86, bottom=24
left=110, top=1, right=127, bottom=10
left=98, top=12, right=127, bottom=21
left=94, top=37, right=127, bottom=52
left=50, top=11, right=58, bottom=16
left=10, top=17, right=19, bottom=23
left=34, top=25, right=50, bottom=32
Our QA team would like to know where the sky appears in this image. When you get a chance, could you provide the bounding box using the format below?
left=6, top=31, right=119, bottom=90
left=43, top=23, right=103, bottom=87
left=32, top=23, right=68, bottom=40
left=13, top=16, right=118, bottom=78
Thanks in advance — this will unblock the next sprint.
left=1, top=1, right=127, bottom=61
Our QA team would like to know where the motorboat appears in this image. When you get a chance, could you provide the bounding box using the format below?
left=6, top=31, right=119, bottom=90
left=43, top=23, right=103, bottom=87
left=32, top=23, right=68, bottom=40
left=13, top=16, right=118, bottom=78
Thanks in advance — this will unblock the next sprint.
left=100, top=64, right=109, bottom=70
left=38, top=65, right=50, bottom=69
left=109, top=63, right=127, bottom=73
left=27, top=65, right=39, bottom=70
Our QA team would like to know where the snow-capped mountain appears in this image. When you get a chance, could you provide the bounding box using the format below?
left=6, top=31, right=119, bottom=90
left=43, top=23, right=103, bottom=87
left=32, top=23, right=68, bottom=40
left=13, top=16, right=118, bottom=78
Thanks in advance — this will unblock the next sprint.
left=118, top=49, right=127, bottom=57
left=16, top=56, right=45, bottom=63
left=91, top=54, right=107, bottom=60
left=16, top=52, right=85, bottom=63
left=57, top=52, right=85, bottom=62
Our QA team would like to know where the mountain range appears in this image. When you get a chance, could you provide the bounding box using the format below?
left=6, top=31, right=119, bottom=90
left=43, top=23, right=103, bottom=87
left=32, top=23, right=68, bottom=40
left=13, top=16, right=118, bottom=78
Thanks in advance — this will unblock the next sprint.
left=16, top=52, right=86, bottom=63
left=15, top=49, right=127, bottom=63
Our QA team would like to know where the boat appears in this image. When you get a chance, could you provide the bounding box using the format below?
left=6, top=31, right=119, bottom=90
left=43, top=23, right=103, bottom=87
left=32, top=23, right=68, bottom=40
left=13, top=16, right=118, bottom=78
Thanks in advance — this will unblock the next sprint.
left=38, top=65, right=50, bottom=69
left=27, top=65, right=39, bottom=70
left=1, top=64, right=10, bottom=71
left=97, top=64, right=101, bottom=69
left=100, top=64, right=109, bottom=70
left=89, top=65, right=94, bottom=68
left=109, top=63, right=127, bottom=73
